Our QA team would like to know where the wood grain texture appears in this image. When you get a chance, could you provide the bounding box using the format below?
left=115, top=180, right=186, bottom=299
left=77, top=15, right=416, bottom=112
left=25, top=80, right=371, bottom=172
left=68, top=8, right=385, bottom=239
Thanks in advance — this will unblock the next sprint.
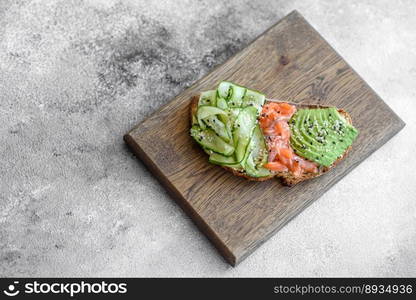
left=124, top=11, right=405, bottom=266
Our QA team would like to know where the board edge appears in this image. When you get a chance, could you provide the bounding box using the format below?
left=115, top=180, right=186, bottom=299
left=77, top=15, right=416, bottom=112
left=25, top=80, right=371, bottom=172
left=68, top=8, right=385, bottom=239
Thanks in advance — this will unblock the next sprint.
left=123, top=133, right=238, bottom=266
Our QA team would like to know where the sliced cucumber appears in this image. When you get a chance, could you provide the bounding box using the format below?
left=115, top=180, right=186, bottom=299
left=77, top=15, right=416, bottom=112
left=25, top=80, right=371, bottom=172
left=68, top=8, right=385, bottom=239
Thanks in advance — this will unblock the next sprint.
left=209, top=152, right=237, bottom=165
left=202, top=115, right=230, bottom=142
left=243, top=125, right=271, bottom=177
left=190, top=126, right=234, bottom=156
left=225, top=108, right=241, bottom=139
left=197, top=106, right=227, bottom=129
left=198, top=90, right=216, bottom=106
left=245, top=153, right=271, bottom=177
left=217, top=81, right=232, bottom=99
left=216, top=81, right=246, bottom=108
left=247, top=125, right=269, bottom=166
left=216, top=97, right=228, bottom=110
left=233, top=106, right=258, bottom=162
left=228, top=84, right=246, bottom=108
left=192, top=82, right=270, bottom=176
left=203, top=147, right=214, bottom=156
left=209, top=153, right=244, bottom=170
left=242, top=89, right=266, bottom=113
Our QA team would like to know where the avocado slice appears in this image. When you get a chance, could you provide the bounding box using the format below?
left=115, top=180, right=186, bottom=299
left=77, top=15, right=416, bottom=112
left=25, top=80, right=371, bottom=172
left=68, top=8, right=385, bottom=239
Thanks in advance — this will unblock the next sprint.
left=289, top=108, right=358, bottom=167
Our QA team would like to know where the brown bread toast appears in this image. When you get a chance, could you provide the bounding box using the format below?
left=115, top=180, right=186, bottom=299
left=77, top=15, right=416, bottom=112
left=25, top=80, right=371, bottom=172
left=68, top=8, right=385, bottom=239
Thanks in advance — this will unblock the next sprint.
left=190, top=95, right=353, bottom=185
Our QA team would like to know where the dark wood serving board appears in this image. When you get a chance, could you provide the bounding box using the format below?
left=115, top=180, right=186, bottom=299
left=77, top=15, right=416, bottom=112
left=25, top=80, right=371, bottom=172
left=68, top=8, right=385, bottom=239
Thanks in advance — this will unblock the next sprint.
left=124, top=11, right=405, bottom=266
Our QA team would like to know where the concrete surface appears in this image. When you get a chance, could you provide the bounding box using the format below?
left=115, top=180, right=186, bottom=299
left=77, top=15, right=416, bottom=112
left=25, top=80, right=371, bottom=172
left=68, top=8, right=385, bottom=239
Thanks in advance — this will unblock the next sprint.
left=0, top=0, right=415, bottom=277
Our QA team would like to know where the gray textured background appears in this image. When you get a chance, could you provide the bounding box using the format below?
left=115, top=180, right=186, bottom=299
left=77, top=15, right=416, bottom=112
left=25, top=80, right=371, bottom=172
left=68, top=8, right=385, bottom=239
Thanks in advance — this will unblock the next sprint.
left=0, top=0, right=415, bottom=277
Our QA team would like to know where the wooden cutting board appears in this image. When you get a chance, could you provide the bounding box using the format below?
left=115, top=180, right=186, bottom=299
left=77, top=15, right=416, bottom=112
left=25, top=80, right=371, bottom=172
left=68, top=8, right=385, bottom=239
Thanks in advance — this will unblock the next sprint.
left=124, top=10, right=405, bottom=266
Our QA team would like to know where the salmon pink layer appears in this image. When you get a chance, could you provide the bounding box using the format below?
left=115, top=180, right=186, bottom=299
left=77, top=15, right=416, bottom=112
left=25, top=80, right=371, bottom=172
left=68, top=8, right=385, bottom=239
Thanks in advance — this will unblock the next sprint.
left=259, top=102, right=318, bottom=177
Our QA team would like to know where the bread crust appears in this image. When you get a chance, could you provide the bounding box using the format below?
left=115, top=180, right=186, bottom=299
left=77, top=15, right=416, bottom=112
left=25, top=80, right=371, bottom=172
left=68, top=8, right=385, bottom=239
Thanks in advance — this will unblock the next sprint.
left=190, top=95, right=354, bottom=185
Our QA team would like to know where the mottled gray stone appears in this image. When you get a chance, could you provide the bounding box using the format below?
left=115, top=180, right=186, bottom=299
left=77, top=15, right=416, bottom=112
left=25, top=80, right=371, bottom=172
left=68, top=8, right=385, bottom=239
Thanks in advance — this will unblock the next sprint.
left=0, top=0, right=415, bottom=276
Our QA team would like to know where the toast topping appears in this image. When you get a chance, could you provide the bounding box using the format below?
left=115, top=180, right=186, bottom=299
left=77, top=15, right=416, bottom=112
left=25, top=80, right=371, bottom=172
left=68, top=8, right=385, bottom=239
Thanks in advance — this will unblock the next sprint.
left=260, top=102, right=319, bottom=177
left=190, top=81, right=358, bottom=183
left=289, top=107, right=358, bottom=167
left=190, top=82, right=271, bottom=178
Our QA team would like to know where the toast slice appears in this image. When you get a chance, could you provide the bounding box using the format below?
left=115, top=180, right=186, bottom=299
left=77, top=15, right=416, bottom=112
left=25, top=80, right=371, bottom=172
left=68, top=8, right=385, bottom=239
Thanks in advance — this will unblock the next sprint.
left=190, top=95, right=354, bottom=185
